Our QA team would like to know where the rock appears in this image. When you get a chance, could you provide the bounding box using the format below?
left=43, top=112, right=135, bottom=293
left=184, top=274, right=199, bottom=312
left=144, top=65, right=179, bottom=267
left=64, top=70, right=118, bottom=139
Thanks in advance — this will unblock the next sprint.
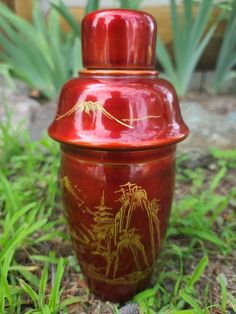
left=178, top=93, right=236, bottom=153
left=119, top=303, right=140, bottom=314
left=0, top=78, right=41, bottom=132
left=0, top=76, right=57, bottom=140
left=28, top=101, right=57, bottom=140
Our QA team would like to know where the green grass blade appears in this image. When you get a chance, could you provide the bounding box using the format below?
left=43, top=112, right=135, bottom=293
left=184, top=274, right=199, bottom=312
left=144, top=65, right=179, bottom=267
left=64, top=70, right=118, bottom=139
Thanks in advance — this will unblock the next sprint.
left=217, top=274, right=227, bottom=313
left=0, top=173, right=19, bottom=211
left=2, top=203, right=36, bottom=248
left=212, top=1, right=236, bottom=93
left=19, top=279, right=38, bottom=306
left=51, top=0, right=81, bottom=36
left=170, top=0, right=182, bottom=71
left=7, top=202, right=36, bottom=229
left=32, top=0, right=47, bottom=35
left=47, top=8, right=68, bottom=88
left=229, top=294, right=236, bottom=312
left=0, top=268, right=13, bottom=310
left=157, top=38, right=176, bottom=81
left=187, top=256, right=208, bottom=289
left=209, top=167, right=227, bottom=192
left=48, top=258, right=65, bottom=311
left=72, top=37, right=83, bottom=75
left=0, top=250, right=15, bottom=310
left=181, top=25, right=216, bottom=95
left=0, top=218, right=47, bottom=261
left=189, top=0, right=213, bottom=49
left=179, top=290, right=203, bottom=313
left=119, top=0, right=143, bottom=9
left=183, top=0, right=192, bottom=32
left=18, top=269, right=40, bottom=289
left=85, top=0, right=100, bottom=14
left=170, top=311, right=198, bottom=314
left=39, top=264, right=49, bottom=307
left=30, top=255, right=60, bottom=264
left=179, top=227, right=227, bottom=249
left=57, top=296, right=83, bottom=309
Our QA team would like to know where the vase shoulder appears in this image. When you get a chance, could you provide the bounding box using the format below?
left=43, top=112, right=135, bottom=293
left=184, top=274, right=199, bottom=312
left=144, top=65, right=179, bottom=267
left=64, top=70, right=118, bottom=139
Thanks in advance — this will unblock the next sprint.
left=48, top=74, right=189, bottom=150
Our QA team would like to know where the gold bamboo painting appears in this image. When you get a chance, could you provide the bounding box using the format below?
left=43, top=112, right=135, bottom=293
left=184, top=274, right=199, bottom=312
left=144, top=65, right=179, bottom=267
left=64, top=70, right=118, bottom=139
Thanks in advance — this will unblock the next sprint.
left=56, top=100, right=160, bottom=129
left=62, top=177, right=161, bottom=285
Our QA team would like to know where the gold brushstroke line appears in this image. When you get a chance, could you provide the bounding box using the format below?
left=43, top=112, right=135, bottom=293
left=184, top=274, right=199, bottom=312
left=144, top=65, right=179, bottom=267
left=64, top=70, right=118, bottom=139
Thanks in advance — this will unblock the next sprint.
left=122, top=115, right=160, bottom=122
left=56, top=100, right=133, bottom=129
left=97, top=103, right=133, bottom=129
left=82, top=262, right=153, bottom=285
left=61, top=176, right=84, bottom=207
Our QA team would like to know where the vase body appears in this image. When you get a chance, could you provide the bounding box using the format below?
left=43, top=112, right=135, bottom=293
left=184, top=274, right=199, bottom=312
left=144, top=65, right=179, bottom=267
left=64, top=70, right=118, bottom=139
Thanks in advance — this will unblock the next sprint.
left=48, top=9, right=189, bottom=302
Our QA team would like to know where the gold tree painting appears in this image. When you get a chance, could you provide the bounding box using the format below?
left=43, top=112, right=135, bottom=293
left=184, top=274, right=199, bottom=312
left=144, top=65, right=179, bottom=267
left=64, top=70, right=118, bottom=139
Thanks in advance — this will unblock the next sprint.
left=62, top=178, right=161, bottom=285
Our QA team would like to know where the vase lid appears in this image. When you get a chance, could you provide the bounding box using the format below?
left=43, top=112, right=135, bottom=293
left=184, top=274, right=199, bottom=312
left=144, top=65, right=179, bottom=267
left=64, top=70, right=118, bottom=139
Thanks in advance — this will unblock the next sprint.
left=81, top=9, right=157, bottom=70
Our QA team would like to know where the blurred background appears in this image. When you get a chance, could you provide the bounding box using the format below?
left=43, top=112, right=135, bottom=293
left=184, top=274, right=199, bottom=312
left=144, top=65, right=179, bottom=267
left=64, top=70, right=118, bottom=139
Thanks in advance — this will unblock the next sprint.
left=0, top=0, right=235, bottom=153
left=0, top=2, right=236, bottom=313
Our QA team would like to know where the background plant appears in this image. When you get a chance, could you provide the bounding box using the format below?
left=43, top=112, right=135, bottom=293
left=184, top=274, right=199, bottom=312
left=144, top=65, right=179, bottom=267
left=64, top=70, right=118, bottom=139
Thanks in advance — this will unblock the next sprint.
left=52, top=0, right=143, bottom=41
left=118, top=0, right=143, bottom=9
left=0, top=0, right=144, bottom=100
left=211, top=0, right=236, bottom=94
left=0, top=101, right=236, bottom=312
left=0, top=1, right=82, bottom=99
left=157, top=0, right=216, bottom=96
left=0, top=1, right=67, bottom=99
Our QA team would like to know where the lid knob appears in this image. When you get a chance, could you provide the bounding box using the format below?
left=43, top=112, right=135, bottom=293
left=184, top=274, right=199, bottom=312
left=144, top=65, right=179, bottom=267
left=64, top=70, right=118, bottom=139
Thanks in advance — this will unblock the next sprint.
left=81, top=9, right=157, bottom=70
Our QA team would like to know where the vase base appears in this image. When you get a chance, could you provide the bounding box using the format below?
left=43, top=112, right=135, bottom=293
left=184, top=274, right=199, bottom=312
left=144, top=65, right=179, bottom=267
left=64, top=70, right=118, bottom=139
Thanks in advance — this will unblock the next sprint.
left=86, top=273, right=152, bottom=303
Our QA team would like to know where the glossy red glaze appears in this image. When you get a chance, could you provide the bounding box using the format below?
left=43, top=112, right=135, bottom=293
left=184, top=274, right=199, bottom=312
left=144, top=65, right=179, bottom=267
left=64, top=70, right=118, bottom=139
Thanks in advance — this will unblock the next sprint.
left=49, top=71, right=188, bottom=149
left=60, top=144, right=176, bottom=302
left=82, top=9, right=157, bottom=69
left=48, top=9, right=189, bottom=302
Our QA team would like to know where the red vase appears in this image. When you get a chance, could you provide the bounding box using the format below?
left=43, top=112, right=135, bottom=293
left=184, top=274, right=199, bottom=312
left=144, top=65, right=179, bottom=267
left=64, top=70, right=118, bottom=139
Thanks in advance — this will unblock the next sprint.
left=48, top=9, right=189, bottom=302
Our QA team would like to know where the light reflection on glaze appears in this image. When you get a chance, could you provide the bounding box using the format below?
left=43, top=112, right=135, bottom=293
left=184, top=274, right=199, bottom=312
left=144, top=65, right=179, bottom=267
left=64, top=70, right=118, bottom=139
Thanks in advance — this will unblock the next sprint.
left=49, top=74, right=188, bottom=149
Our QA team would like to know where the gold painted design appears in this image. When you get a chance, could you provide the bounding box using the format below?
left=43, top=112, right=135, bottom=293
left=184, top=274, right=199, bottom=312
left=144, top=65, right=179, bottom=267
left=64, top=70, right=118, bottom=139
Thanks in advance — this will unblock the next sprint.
left=80, top=262, right=153, bottom=285
left=122, top=115, right=160, bottom=123
left=62, top=177, right=160, bottom=285
left=56, top=100, right=160, bottom=129
left=61, top=176, right=84, bottom=207
left=56, top=100, right=133, bottom=129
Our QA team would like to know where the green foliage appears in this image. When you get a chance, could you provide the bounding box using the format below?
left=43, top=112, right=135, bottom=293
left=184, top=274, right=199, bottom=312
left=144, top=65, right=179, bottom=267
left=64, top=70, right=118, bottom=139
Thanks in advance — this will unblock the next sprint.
left=119, top=0, right=143, bottom=9
left=131, top=148, right=236, bottom=313
left=0, top=63, right=16, bottom=90
left=133, top=256, right=209, bottom=313
left=0, top=109, right=236, bottom=312
left=211, top=0, right=236, bottom=94
left=216, top=274, right=228, bottom=313
left=157, top=0, right=215, bottom=96
left=0, top=114, right=73, bottom=312
left=84, top=0, right=101, bottom=14
left=52, top=0, right=101, bottom=36
left=51, top=0, right=81, bottom=36
left=0, top=1, right=81, bottom=99
left=0, top=0, right=144, bottom=100
left=170, top=157, right=236, bottom=255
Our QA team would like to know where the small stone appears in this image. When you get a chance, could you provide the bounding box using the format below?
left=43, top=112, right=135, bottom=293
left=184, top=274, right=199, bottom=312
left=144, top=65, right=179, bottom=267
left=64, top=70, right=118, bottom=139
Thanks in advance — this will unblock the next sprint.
left=28, top=101, right=57, bottom=140
left=0, top=76, right=41, bottom=131
left=119, top=303, right=140, bottom=314
left=208, top=163, right=217, bottom=171
left=179, top=95, right=236, bottom=153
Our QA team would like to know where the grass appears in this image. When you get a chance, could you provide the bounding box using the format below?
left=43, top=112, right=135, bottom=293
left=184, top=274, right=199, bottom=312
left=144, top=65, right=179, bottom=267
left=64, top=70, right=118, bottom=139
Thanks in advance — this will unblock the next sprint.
left=0, top=112, right=236, bottom=313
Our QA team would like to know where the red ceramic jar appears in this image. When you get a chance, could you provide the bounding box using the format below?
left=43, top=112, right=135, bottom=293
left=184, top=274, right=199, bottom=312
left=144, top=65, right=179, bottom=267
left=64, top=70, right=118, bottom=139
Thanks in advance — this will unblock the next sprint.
left=48, top=9, right=189, bottom=302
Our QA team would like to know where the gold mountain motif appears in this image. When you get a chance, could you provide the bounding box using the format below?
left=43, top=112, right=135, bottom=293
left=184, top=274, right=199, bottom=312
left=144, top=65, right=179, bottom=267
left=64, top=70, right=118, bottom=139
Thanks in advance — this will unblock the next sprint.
left=56, top=100, right=160, bottom=129
left=56, top=100, right=133, bottom=128
left=62, top=177, right=161, bottom=284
